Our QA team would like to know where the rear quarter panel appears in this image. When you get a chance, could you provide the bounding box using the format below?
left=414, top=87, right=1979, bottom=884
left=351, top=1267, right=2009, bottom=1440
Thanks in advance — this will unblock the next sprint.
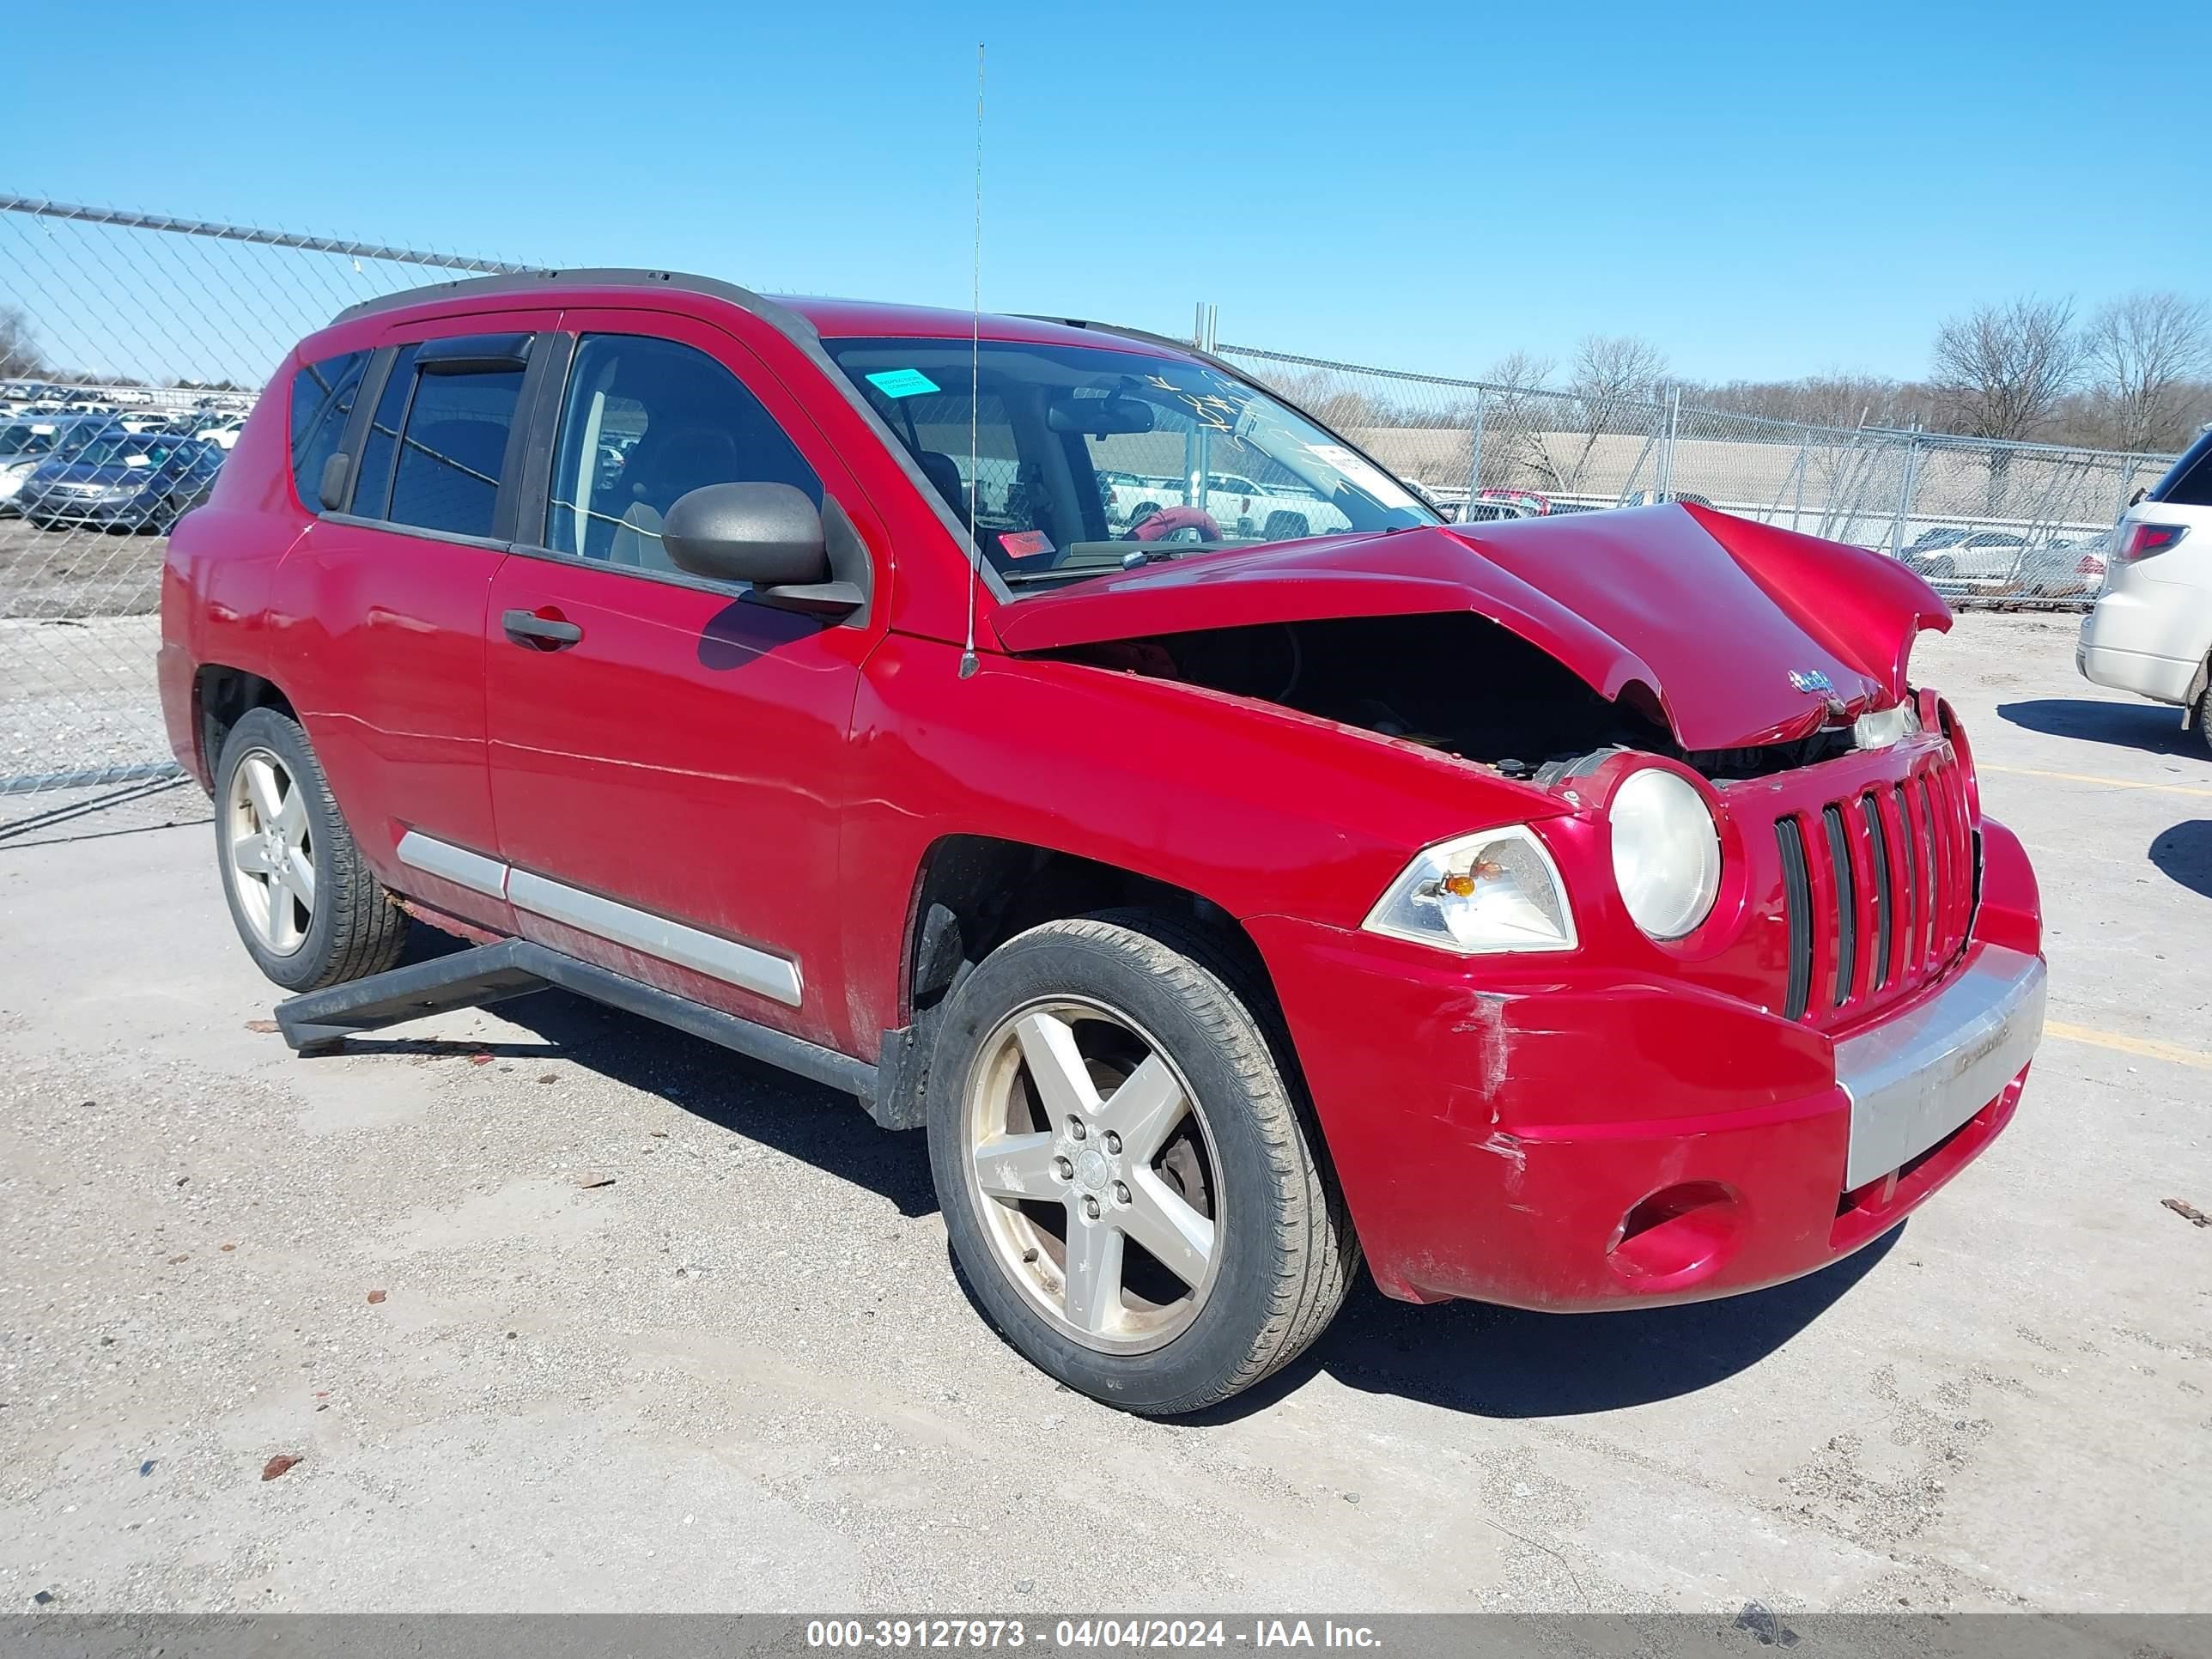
left=159, top=356, right=311, bottom=785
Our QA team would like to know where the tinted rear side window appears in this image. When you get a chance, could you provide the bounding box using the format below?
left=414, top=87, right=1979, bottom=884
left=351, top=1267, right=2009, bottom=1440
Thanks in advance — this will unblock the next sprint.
left=2149, top=429, right=2212, bottom=508
left=349, top=344, right=417, bottom=518
left=289, top=350, right=368, bottom=505
left=386, top=366, right=526, bottom=538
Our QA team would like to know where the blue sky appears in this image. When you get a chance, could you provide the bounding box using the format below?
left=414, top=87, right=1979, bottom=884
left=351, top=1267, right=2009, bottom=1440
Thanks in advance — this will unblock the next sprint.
left=9, top=0, right=2206, bottom=384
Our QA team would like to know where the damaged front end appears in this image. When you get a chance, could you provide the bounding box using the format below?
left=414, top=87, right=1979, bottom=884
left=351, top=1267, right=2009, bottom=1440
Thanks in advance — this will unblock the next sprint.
left=994, top=502, right=1952, bottom=767
left=1000, top=503, right=1979, bottom=1036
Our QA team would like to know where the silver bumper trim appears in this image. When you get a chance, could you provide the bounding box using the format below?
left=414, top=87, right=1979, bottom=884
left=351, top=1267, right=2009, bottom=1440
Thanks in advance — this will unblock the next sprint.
left=1834, top=944, right=2045, bottom=1190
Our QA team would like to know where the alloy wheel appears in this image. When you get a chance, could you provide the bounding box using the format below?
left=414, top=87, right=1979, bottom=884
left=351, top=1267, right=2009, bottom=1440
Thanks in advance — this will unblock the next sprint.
left=961, top=997, right=1224, bottom=1353
left=225, top=748, right=316, bottom=956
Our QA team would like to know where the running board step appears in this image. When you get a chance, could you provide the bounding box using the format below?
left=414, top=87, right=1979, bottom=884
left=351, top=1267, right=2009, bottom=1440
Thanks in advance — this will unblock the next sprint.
left=272, top=939, right=878, bottom=1103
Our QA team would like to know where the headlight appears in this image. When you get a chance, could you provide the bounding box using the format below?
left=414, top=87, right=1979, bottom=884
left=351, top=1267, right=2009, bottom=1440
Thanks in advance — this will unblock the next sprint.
left=1609, top=767, right=1722, bottom=940
left=1362, top=824, right=1576, bottom=955
left=1851, top=701, right=1919, bottom=750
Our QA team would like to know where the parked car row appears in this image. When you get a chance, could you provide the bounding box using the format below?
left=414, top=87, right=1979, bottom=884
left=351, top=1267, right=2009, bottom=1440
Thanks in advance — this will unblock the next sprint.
left=1105, top=470, right=1355, bottom=540
left=1445, top=490, right=2111, bottom=604
left=1899, top=526, right=2109, bottom=599
left=0, top=410, right=227, bottom=532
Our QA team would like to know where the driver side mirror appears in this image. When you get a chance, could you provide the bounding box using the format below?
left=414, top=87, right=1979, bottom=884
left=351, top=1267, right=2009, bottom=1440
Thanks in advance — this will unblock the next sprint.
left=662, top=483, right=868, bottom=621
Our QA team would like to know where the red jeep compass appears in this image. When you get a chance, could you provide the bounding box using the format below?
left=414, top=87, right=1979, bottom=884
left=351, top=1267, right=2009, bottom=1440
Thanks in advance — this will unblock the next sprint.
left=158, top=270, right=2045, bottom=1414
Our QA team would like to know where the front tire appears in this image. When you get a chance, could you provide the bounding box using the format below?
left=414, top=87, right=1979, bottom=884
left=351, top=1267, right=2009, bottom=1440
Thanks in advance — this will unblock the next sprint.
left=926, top=912, right=1355, bottom=1414
left=213, top=706, right=410, bottom=992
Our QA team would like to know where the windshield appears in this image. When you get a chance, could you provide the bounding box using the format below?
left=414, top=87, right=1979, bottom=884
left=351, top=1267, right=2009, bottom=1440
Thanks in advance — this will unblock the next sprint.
left=0, top=424, right=59, bottom=458
left=825, top=337, right=1438, bottom=593
left=68, top=434, right=178, bottom=470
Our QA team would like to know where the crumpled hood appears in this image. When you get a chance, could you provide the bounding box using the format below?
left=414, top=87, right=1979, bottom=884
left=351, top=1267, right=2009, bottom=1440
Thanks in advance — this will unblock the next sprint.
left=992, top=503, right=1951, bottom=750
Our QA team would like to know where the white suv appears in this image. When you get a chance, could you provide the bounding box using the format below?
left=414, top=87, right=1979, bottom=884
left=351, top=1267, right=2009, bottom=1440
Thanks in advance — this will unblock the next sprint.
left=2078, top=428, right=2212, bottom=745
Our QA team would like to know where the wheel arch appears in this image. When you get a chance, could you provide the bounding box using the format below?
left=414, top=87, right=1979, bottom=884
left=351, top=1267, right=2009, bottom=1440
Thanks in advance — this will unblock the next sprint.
left=194, top=665, right=296, bottom=782
left=871, top=833, right=1301, bottom=1135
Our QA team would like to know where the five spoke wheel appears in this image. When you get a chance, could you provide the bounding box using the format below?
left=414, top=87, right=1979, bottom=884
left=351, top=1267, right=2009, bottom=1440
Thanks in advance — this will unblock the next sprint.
left=963, top=999, right=1223, bottom=1353
left=225, top=749, right=316, bottom=957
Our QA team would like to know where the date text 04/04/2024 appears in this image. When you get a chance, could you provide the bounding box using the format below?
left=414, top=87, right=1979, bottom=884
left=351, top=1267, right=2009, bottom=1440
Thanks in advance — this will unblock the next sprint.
left=804, top=1620, right=1383, bottom=1649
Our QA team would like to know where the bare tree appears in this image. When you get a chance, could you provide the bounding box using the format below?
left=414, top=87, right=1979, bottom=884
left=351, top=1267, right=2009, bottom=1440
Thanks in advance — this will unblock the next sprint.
left=1482, top=349, right=1555, bottom=393
left=1536, top=335, right=1668, bottom=492
left=0, top=307, right=46, bottom=380
left=1698, top=371, right=1923, bottom=431
left=1571, top=335, right=1668, bottom=412
left=2082, top=291, right=2212, bottom=453
left=1929, top=297, right=2081, bottom=510
left=1472, top=349, right=1558, bottom=490
left=1929, top=297, right=2080, bottom=441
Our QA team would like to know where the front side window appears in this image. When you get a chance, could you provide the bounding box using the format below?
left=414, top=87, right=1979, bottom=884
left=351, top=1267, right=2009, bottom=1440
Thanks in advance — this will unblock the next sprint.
left=289, top=349, right=367, bottom=505
left=824, top=337, right=1437, bottom=593
left=544, top=333, right=823, bottom=571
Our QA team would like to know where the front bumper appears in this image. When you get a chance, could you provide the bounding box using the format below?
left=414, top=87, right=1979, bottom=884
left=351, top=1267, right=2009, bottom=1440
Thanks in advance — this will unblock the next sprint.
left=1247, top=818, right=2045, bottom=1310
left=18, top=492, right=155, bottom=526
left=1836, top=944, right=2043, bottom=1189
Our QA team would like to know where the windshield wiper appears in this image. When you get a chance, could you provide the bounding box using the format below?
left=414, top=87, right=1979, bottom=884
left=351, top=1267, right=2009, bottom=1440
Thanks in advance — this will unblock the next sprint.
left=999, top=565, right=1113, bottom=586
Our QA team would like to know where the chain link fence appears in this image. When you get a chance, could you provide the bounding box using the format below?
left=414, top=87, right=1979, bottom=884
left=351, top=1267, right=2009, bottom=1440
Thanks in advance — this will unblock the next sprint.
left=0, top=198, right=530, bottom=796
left=1, top=196, right=2178, bottom=799
left=1218, top=342, right=2170, bottom=606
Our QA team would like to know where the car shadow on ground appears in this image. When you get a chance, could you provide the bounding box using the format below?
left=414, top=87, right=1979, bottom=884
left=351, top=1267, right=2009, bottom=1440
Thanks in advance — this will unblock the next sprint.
left=2149, top=820, right=2212, bottom=899
left=339, top=931, right=943, bottom=1217
left=1996, top=697, right=2197, bottom=756
left=350, top=927, right=1899, bottom=1416
left=1277, top=1231, right=1898, bottom=1419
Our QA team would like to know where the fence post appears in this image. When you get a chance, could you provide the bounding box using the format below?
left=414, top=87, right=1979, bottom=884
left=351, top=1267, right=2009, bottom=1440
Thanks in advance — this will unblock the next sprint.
left=1889, top=424, right=1922, bottom=556
left=1657, top=386, right=1680, bottom=501
left=1463, top=389, right=1487, bottom=509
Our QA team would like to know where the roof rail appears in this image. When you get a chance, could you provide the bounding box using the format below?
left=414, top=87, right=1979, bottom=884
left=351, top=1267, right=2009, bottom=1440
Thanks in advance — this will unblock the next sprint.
left=329, top=267, right=820, bottom=343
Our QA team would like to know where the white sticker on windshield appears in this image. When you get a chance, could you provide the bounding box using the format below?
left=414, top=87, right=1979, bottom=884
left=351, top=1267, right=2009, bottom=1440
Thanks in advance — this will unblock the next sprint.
left=1303, top=443, right=1419, bottom=512
left=124, top=455, right=151, bottom=468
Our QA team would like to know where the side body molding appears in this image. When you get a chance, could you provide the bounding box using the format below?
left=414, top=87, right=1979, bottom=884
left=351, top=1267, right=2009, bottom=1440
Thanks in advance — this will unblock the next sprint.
left=394, top=830, right=803, bottom=1009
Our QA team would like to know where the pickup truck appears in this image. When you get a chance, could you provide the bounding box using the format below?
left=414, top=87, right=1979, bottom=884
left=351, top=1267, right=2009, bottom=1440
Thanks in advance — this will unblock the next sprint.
left=159, top=269, right=2046, bottom=1414
left=1109, top=469, right=1353, bottom=540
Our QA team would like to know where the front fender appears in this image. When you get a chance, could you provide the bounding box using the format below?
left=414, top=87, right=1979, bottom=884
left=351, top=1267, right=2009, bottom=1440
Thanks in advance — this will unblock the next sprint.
left=837, top=632, right=1564, bottom=1048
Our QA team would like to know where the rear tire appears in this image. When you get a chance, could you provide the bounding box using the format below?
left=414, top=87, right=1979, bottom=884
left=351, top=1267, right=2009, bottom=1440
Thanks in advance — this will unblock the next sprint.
left=925, top=910, right=1356, bottom=1415
left=213, top=706, right=410, bottom=993
left=2197, top=684, right=2212, bottom=760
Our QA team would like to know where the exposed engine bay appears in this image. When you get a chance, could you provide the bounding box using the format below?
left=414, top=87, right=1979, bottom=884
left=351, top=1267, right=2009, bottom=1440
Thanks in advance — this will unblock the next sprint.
left=1044, top=612, right=1860, bottom=781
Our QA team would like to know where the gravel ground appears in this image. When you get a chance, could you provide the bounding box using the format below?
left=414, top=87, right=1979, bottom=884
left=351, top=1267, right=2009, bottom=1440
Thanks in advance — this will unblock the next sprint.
left=0, top=611, right=2206, bottom=1615
left=0, top=518, right=166, bottom=621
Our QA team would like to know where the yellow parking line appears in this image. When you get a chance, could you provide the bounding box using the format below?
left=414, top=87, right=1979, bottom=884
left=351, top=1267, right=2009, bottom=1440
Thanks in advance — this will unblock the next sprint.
left=1979, top=763, right=2212, bottom=799
left=2045, top=1020, right=2212, bottom=1071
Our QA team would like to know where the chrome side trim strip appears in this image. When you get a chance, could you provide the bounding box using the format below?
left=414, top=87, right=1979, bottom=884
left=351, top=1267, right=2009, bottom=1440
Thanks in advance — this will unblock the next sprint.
left=506, top=868, right=804, bottom=1009
left=396, top=830, right=508, bottom=901
left=392, top=830, right=804, bottom=1010
left=1834, top=943, right=2045, bottom=1190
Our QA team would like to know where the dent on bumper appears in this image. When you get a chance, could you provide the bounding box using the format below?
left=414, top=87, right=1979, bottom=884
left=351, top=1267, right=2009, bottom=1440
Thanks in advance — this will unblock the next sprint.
left=1248, top=826, right=2044, bottom=1311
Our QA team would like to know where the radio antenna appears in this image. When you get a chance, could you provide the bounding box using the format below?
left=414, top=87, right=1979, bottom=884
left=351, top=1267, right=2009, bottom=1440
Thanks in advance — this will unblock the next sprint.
left=957, top=41, right=985, bottom=681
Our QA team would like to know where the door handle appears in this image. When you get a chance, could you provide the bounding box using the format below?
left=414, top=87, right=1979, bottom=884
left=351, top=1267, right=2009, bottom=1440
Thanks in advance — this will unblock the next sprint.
left=501, top=607, right=583, bottom=648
